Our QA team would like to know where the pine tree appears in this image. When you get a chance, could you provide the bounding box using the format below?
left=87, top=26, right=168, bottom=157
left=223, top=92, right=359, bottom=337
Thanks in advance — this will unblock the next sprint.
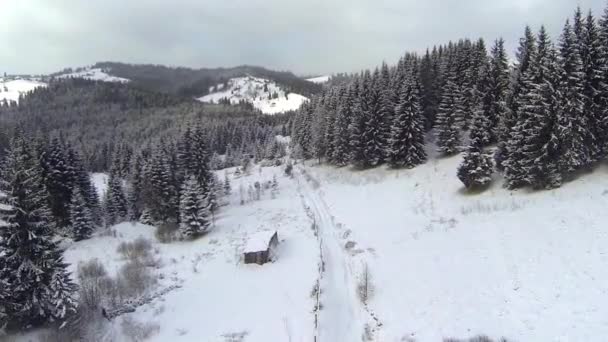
left=361, top=69, right=386, bottom=167
left=69, top=187, right=95, bottom=241
left=497, top=26, right=536, bottom=170
left=457, top=113, right=494, bottom=189
left=598, top=6, right=608, bottom=156
left=128, top=153, right=145, bottom=221
left=480, top=38, right=510, bottom=145
left=434, top=74, right=464, bottom=155
left=105, top=173, right=128, bottom=226
left=581, top=11, right=605, bottom=161
left=348, top=78, right=367, bottom=167
left=0, top=137, right=77, bottom=328
left=507, top=27, right=562, bottom=189
left=331, top=92, right=352, bottom=166
left=388, top=76, right=427, bottom=168
left=179, top=176, right=211, bottom=239
left=40, top=137, right=77, bottom=228
left=557, top=19, right=592, bottom=172
left=67, top=147, right=100, bottom=225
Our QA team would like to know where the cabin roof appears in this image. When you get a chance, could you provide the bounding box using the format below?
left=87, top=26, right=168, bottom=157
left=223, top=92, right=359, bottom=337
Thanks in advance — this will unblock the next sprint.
left=245, top=230, right=277, bottom=253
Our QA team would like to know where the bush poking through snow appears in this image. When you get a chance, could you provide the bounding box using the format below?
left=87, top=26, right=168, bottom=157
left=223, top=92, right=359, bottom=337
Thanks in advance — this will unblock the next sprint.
left=357, top=263, right=373, bottom=304
left=117, top=237, right=153, bottom=261
left=117, top=260, right=156, bottom=298
left=155, top=221, right=179, bottom=243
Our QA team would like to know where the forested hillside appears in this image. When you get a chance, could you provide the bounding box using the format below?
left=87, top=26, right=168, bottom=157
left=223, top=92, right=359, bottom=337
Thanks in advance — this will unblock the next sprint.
left=86, top=62, right=323, bottom=98
left=292, top=6, right=608, bottom=191
left=0, top=78, right=291, bottom=172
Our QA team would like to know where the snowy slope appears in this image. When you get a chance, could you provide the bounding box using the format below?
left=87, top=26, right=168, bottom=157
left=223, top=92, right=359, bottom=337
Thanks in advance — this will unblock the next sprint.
left=55, top=67, right=129, bottom=83
left=300, top=155, right=608, bottom=341
left=52, top=165, right=318, bottom=341
left=0, top=79, right=47, bottom=104
left=306, top=75, right=330, bottom=84
left=197, top=75, right=308, bottom=114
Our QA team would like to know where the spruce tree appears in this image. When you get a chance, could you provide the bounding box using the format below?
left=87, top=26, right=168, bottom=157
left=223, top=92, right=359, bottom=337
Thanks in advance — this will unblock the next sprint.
left=497, top=26, right=536, bottom=170
left=69, top=187, right=95, bottom=241
left=388, top=77, right=427, bottom=168
left=104, top=173, right=128, bottom=226
left=348, top=78, right=367, bottom=167
left=0, top=137, right=77, bottom=328
left=179, top=175, right=211, bottom=239
left=40, top=137, right=76, bottom=228
left=507, top=27, right=562, bottom=189
left=480, top=38, right=510, bottom=144
left=557, top=19, right=592, bottom=172
left=581, top=11, right=605, bottom=161
left=434, top=77, right=463, bottom=155
left=361, top=69, right=386, bottom=167
left=457, top=112, right=494, bottom=189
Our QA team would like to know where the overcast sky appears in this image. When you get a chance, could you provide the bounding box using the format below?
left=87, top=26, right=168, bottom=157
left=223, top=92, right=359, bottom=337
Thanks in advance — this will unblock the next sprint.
left=1, top=0, right=606, bottom=76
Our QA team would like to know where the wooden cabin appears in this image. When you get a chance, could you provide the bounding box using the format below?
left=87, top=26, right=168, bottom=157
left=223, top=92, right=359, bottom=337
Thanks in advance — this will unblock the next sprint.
left=244, top=230, right=279, bottom=265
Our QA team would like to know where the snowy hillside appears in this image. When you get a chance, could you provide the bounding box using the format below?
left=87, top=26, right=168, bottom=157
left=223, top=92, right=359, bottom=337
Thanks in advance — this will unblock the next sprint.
left=11, top=155, right=608, bottom=341
left=0, top=79, right=47, bottom=104
left=197, top=75, right=308, bottom=114
left=55, top=67, right=130, bottom=83
left=306, top=75, right=330, bottom=84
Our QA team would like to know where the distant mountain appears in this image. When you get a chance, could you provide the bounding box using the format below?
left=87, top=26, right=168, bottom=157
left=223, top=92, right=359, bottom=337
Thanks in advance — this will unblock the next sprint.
left=198, top=75, right=308, bottom=114
left=81, top=62, right=323, bottom=99
left=54, top=67, right=130, bottom=83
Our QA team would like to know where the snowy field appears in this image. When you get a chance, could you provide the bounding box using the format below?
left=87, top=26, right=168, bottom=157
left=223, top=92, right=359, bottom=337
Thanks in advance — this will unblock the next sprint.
left=197, top=76, right=308, bottom=114
left=305, top=75, right=330, bottom=84
left=15, top=165, right=319, bottom=342
left=55, top=67, right=130, bottom=83
left=0, top=79, right=47, bottom=104
left=9, top=155, right=608, bottom=341
left=301, top=155, right=608, bottom=341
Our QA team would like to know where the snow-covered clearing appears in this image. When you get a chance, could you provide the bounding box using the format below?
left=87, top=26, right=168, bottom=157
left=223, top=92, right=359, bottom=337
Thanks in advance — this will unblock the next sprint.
left=0, top=79, right=47, bottom=104
left=61, top=166, right=318, bottom=341
left=305, top=75, right=330, bottom=84
left=55, top=67, right=130, bottom=83
left=197, top=76, right=308, bottom=114
left=301, top=155, right=608, bottom=341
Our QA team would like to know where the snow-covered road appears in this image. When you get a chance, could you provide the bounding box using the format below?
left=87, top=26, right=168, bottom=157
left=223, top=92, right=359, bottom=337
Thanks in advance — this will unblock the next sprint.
left=296, top=167, right=365, bottom=342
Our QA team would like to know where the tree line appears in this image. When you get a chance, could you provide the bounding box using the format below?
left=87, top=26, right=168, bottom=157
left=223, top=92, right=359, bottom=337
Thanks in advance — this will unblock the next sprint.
left=291, top=5, right=608, bottom=190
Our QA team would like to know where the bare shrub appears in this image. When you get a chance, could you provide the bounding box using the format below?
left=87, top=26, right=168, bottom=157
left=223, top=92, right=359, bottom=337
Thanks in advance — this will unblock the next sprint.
left=121, top=316, right=160, bottom=341
left=116, top=260, right=156, bottom=298
left=357, top=263, right=373, bottom=304
left=155, top=221, right=179, bottom=243
left=117, top=237, right=152, bottom=261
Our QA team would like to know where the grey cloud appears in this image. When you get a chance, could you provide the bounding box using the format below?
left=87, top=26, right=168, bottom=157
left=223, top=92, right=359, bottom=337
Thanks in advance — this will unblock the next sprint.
left=0, top=0, right=605, bottom=75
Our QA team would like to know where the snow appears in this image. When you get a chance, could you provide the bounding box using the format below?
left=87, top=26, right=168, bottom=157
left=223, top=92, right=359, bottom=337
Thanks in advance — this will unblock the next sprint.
left=245, top=230, right=276, bottom=252
left=275, top=135, right=291, bottom=144
left=55, top=67, right=129, bottom=83
left=91, top=173, right=109, bottom=199
left=306, top=75, right=330, bottom=84
left=197, top=75, right=308, bottom=114
left=55, top=165, right=318, bottom=341
left=10, top=153, right=608, bottom=341
left=0, top=79, right=47, bottom=104
left=299, top=155, right=608, bottom=341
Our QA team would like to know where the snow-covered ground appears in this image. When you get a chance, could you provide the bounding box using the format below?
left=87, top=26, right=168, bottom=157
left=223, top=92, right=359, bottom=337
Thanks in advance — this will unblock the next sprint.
left=0, top=79, right=47, bottom=104
left=91, top=173, right=109, bottom=199
left=55, top=67, right=130, bottom=83
left=10, top=153, right=608, bottom=341
left=197, top=76, right=308, bottom=114
left=300, top=155, right=608, bottom=341
left=305, top=75, right=330, bottom=84
left=58, top=166, right=318, bottom=341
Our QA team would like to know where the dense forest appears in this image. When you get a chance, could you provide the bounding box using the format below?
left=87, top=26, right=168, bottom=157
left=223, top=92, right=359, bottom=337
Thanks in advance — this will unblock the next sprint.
left=0, top=78, right=291, bottom=171
left=291, top=6, right=608, bottom=190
